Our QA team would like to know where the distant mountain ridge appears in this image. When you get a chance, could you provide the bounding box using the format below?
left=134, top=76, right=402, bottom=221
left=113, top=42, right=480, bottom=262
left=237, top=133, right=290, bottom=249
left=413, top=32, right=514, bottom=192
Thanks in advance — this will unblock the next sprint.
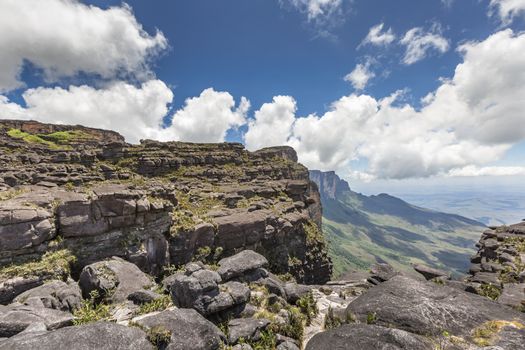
left=310, top=170, right=486, bottom=277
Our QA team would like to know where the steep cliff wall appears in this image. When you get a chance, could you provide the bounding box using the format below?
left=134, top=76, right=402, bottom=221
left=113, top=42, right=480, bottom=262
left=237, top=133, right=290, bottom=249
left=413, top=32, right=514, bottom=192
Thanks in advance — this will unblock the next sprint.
left=0, top=120, right=331, bottom=287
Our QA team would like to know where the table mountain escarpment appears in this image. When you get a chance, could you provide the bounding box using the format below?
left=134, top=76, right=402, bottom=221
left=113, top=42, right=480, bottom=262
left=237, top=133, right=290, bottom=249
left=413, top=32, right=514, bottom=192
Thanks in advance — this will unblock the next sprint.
left=0, top=120, right=331, bottom=293
left=2, top=120, right=525, bottom=350
left=310, top=170, right=486, bottom=277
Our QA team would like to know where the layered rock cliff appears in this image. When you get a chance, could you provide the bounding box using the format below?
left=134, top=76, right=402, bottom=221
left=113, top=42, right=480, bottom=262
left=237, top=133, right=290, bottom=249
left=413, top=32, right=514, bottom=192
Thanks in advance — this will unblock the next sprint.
left=0, top=120, right=331, bottom=298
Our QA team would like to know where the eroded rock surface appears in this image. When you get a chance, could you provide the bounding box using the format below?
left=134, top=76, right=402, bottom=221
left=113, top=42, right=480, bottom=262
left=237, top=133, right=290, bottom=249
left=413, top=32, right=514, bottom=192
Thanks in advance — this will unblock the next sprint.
left=0, top=321, right=153, bottom=350
left=346, top=275, right=525, bottom=338
left=0, top=120, right=331, bottom=286
left=306, top=324, right=433, bottom=350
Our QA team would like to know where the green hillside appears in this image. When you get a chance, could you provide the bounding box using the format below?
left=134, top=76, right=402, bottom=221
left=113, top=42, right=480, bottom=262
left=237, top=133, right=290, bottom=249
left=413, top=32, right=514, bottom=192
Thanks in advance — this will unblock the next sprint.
left=310, top=171, right=486, bottom=278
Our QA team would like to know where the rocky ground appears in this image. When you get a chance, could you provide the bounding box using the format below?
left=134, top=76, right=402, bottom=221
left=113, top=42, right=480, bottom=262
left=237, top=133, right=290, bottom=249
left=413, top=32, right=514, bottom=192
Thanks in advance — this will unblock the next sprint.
left=1, top=120, right=524, bottom=349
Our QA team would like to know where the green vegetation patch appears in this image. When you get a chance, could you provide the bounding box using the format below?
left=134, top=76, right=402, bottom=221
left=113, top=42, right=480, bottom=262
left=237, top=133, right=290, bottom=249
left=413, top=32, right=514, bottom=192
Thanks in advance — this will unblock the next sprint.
left=73, top=290, right=111, bottom=325
left=135, top=295, right=172, bottom=316
left=303, top=220, right=325, bottom=245
left=7, top=128, right=89, bottom=149
left=0, top=249, right=76, bottom=280
left=170, top=192, right=222, bottom=235
left=477, top=283, right=501, bottom=301
left=472, top=320, right=525, bottom=346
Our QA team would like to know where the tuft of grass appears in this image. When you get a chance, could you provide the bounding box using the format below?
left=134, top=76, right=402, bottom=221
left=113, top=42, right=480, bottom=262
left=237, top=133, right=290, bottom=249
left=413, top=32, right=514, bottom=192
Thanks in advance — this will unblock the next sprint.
left=146, top=325, right=172, bottom=349
left=366, top=312, right=377, bottom=325
left=135, top=295, right=172, bottom=316
left=296, top=292, right=318, bottom=326
left=477, top=283, right=501, bottom=301
left=472, top=320, right=525, bottom=346
left=0, top=249, right=76, bottom=279
left=0, top=188, right=27, bottom=201
left=303, top=220, right=325, bottom=245
left=73, top=290, right=111, bottom=325
left=324, top=306, right=344, bottom=330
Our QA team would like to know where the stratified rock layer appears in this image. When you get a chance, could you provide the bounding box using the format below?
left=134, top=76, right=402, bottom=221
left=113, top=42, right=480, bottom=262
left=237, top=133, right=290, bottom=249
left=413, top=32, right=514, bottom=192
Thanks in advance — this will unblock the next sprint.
left=0, top=120, right=331, bottom=295
left=468, top=222, right=525, bottom=310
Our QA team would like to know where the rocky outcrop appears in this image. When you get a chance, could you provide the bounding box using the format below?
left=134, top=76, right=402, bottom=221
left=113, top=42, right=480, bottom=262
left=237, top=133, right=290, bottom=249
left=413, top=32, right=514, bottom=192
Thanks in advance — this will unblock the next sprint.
left=468, top=222, right=525, bottom=310
left=0, top=119, right=331, bottom=295
left=132, top=309, right=225, bottom=350
left=308, top=170, right=350, bottom=200
left=0, top=322, right=153, bottom=350
left=78, top=257, right=153, bottom=302
left=13, top=280, right=82, bottom=312
left=346, top=275, right=525, bottom=338
left=306, top=324, right=433, bottom=350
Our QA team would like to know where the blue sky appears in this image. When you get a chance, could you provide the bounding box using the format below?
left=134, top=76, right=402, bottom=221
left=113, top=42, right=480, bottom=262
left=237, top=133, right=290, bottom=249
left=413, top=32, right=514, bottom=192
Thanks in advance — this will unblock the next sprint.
left=0, top=0, right=524, bottom=194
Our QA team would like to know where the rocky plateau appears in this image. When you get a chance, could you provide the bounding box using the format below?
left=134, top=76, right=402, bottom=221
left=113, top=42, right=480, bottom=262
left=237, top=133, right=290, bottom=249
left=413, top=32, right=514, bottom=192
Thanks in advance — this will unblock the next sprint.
left=0, top=120, right=524, bottom=350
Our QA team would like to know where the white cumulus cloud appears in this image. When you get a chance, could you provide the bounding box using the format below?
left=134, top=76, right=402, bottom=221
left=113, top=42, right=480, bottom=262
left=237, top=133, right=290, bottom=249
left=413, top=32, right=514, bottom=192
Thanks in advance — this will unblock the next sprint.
left=0, top=80, right=173, bottom=143
left=0, top=0, right=167, bottom=92
left=160, top=88, right=250, bottom=143
left=360, top=23, right=396, bottom=47
left=0, top=83, right=249, bottom=144
left=344, top=59, right=376, bottom=90
left=245, top=96, right=297, bottom=151
left=447, top=165, right=525, bottom=177
left=489, top=0, right=525, bottom=24
left=400, top=26, right=450, bottom=65
left=245, top=29, right=525, bottom=180
left=283, top=0, right=343, bottom=21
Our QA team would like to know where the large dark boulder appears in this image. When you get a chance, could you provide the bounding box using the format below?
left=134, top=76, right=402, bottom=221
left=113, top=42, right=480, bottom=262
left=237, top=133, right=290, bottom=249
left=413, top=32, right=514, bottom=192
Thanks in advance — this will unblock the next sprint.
left=305, top=324, right=432, bottom=350
left=0, top=305, right=73, bottom=337
left=227, top=317, right=270, bottom=344
left=217, top=250, right=268, bottom=281
left=133, top=309, right=225, bottom=350
left=413, top=264, right=449, bottom=281
left=14, top=280, right=82, bottom=312
left=283, top=282, right=312, bottom=304
left=367, top=263, right=399, bottom=285
left=346, top=275, right=525, bottom=338
left=0, top=276, right=45, bottom=305
left=0, top=321, right=153, bottom=350
left=169, top=265, right=250, bottom=317
left=78, top=257, right=153, bottom=302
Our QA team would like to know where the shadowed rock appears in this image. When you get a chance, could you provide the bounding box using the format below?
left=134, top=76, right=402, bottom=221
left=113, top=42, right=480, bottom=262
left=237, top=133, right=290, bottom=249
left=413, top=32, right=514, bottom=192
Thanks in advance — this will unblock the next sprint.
left=217, top=250, right=268, bottom=281
left=78, top=257, right=153, bottom=302
left=346, top=275, right=525, bottom=338
left=305, top=324, right=433, bottom=350
left=0, top=321, right=153, bottom=350
left=0, top=305, right=73, bottom=337
left=13, top=280, right=81, bottom=312
left=133, top=309, right=225, bottom=350
left=413, top=264, right=449, bottom=281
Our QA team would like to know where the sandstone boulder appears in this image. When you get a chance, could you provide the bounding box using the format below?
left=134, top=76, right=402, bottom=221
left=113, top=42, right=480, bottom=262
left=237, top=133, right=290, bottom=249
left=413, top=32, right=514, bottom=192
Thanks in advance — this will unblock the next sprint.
left=217, top=250, right=268, bottom=282
left=227, top=317, right=270, bottom=344
left=13, top=280, right=81, bottom=312
left=413, top=264, right=449, bottom=281
left=78, top=257, right=153, bottom=302
left=305, top=324, right=433, bottom=350
left=0, top=321, right=153, bottom=350
left=346, top=275, right=525, bottom=338
left=0, top=305, right=73, bottom=337
left=133, top=309, right=225, bottom=350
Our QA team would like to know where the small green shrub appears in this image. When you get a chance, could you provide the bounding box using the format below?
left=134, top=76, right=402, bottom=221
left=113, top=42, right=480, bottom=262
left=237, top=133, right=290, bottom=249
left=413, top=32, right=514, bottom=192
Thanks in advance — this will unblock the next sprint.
left=478, top=283, right=501, bottom=301
left=0, top=249, right=76, bottom=279
left=366, top=312, right=377, bottom=324
left=324, top=306, right=344, bottom=330
left=303, top=220, right=324, bottom=245
left=250, top=329, right=277, bottom=350
left=146, top=325, right=172, bottom=349
left=296, top=292, right=318, bottom=325
left=136, top=295, right=172, bottom=315
left=73, top=290, right=111, bottom=325
left=273, top=306, right=305, bottom=341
